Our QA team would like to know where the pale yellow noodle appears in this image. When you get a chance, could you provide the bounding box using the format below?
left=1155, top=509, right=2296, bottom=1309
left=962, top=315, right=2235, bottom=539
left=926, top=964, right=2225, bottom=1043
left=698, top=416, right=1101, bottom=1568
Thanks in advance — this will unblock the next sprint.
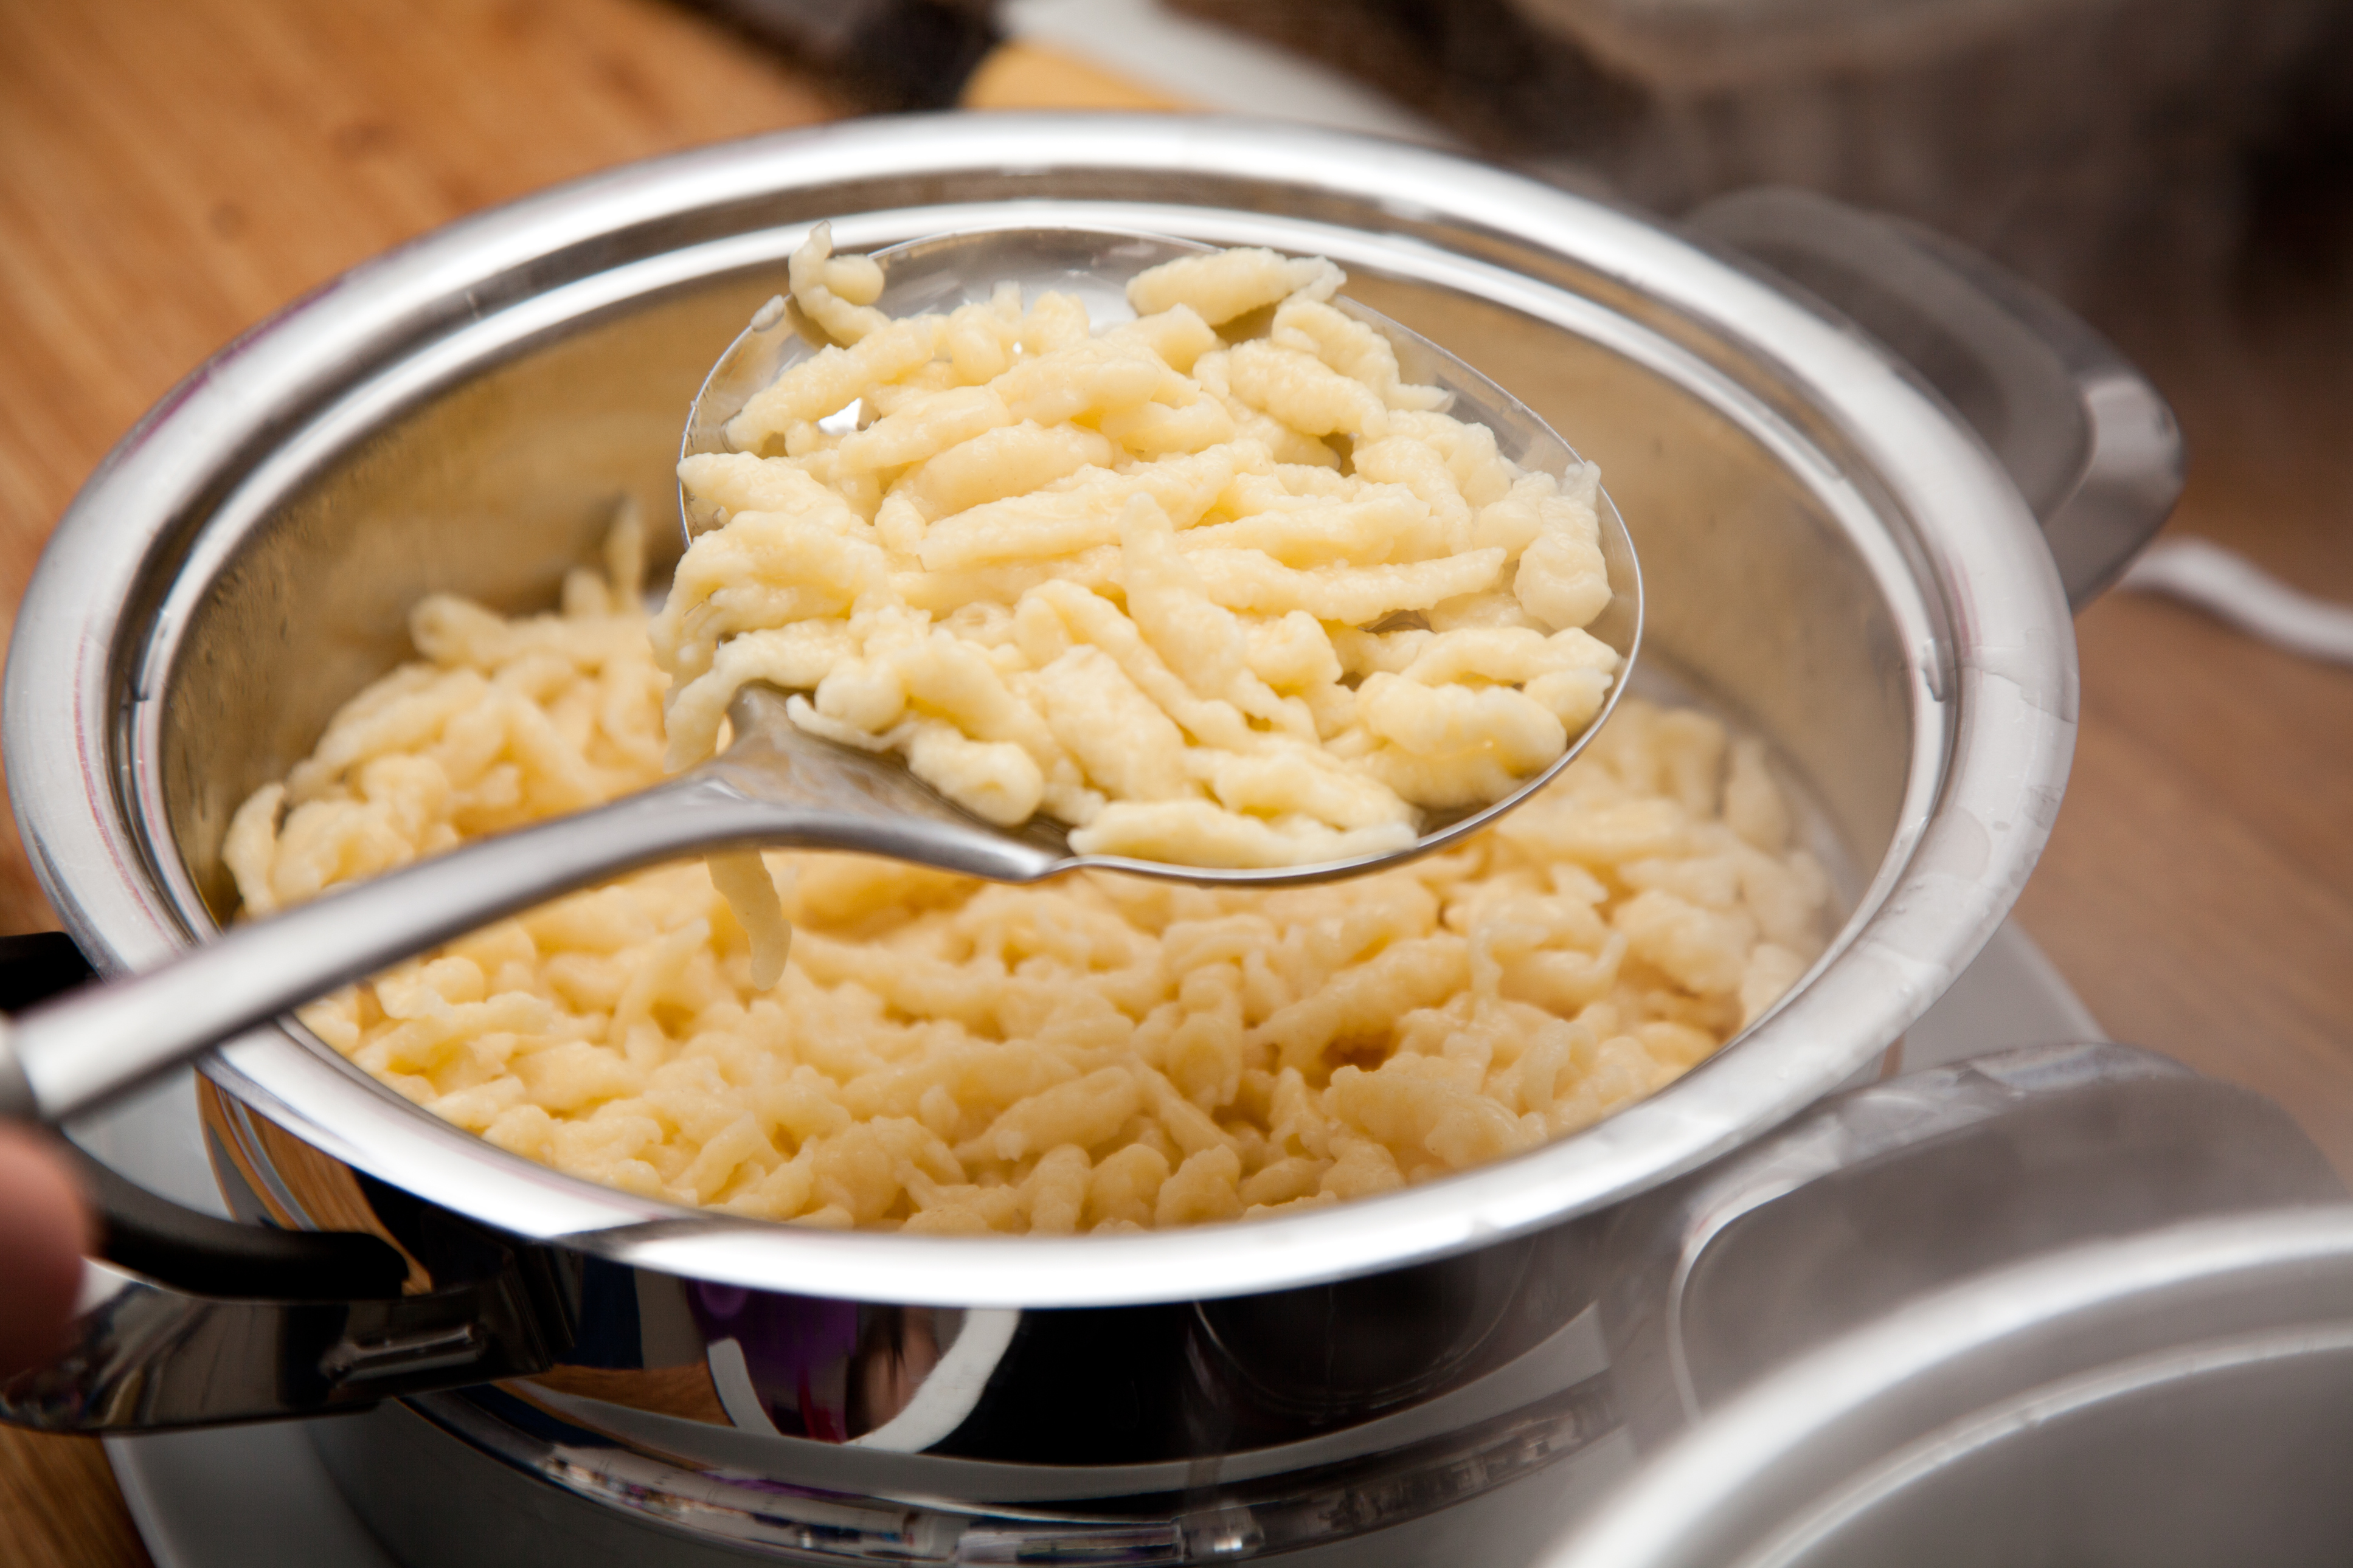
left=659, top=231, right=1619, bottom=871
left=226, top=538, right=1826, bottom=1234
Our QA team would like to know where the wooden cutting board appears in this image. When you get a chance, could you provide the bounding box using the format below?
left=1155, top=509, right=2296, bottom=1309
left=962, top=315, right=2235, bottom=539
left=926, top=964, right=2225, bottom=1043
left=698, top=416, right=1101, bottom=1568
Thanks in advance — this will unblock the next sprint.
left=3, top=2, right=2350, bottom=1564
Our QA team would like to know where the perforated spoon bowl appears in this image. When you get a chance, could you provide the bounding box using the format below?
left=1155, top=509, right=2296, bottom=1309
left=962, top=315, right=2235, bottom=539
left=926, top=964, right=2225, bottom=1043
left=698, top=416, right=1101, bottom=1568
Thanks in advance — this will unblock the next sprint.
left=677, top=224, right=1641, bottom=866
left=0, top=224, right=1637, bottom=1125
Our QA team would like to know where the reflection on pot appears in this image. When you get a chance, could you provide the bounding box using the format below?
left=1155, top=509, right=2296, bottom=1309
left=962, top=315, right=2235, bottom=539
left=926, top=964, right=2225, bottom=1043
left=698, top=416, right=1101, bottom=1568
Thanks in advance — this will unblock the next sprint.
left=690, top=1284, right=861, bottom=1442
left=1183, top=1225, right=1596, bottom=1451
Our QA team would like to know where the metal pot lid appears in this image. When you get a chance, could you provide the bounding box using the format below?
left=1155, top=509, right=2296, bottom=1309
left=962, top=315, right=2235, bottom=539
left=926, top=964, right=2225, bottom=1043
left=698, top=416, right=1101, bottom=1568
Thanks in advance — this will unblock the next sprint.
left=1543, top=1206, right=2353, bottom=1568
left=2, top=115, right=2071, bottom=1305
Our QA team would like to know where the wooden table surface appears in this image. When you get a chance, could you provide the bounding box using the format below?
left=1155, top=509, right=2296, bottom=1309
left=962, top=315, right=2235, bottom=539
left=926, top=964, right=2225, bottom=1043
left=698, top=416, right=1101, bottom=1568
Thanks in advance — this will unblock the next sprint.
left=2, top=1, right=2349, bottom=1563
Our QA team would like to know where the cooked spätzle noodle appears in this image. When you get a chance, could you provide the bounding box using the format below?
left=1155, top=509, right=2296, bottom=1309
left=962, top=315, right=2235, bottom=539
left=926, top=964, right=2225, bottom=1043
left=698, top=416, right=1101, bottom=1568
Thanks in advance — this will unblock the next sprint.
left=657, top=230, right=1618, bottom=870
left=224, top=530, right=1826, bottom=1234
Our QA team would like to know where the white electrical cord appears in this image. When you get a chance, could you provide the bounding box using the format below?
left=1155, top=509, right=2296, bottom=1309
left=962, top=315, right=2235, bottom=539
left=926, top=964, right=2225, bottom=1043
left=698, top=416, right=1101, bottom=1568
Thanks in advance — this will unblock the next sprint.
left=2118, top=537, right=2353, bottom=669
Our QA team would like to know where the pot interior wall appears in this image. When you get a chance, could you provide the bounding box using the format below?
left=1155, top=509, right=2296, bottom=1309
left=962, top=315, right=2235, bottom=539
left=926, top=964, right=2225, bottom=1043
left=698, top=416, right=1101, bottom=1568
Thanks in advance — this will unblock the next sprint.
left=150, top=240, right=1914, bottom=957
left=153, top=280, right=759, bottom=924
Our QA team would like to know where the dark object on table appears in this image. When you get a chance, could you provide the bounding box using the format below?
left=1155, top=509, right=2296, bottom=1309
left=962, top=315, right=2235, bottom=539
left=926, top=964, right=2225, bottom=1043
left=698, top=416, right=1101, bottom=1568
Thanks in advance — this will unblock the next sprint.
left=681, top=0, right=999, bottom=110
left=1171, top=0, right=2353, bottom=300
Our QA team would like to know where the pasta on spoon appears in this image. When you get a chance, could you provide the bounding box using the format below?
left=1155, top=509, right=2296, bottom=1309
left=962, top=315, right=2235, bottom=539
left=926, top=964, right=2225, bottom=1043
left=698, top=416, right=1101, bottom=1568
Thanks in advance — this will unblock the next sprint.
left=662, top=229, right=1622, bottom=873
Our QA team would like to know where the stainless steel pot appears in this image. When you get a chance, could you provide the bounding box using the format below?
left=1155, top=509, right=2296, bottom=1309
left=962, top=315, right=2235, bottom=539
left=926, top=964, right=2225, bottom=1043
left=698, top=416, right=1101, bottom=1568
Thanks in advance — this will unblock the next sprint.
left=0, top=115, right=2180, bottom=1561
left=1545, top=1206, right=2353, bottom=1568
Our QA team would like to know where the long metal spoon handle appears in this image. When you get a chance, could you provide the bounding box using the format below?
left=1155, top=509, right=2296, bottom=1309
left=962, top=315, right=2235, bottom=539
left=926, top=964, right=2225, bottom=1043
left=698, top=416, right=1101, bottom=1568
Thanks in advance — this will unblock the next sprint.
left=0, top=775, right=732, bottom=1122
left=0, top=762, right=1038, bottom=1125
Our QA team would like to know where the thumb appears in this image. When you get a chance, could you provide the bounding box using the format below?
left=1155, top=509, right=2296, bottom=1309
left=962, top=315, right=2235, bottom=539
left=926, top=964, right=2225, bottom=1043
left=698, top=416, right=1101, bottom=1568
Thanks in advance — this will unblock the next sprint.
left=0, top=1125, right=93, bottom=1380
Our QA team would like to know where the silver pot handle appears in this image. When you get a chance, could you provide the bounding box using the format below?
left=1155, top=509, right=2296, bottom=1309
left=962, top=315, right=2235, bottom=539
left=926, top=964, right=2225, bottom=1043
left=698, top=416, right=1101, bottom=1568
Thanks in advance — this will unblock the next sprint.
left=1595, top=1041, right=2343, bottom=1449
left=2, top=1237, right=564, bottom=1434
left=1, top=1150, right=569, bottom=1432
left=0, top=933, right=567, bottom=1433
left=1686, top=187, right=2185, bottom=609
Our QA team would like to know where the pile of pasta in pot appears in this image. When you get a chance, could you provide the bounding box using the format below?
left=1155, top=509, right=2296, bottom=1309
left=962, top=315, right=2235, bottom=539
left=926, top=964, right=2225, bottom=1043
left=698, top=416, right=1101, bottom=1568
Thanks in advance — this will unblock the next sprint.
left=660, top=230, right=1620, bottom=870
left=224, top=508, right=1827, bottom=1233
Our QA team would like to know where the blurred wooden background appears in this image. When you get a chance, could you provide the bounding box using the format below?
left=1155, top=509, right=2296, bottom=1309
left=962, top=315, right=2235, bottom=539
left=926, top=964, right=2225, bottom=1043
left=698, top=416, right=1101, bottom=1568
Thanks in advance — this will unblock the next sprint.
left=2, top=0, right=2349, bottom=1563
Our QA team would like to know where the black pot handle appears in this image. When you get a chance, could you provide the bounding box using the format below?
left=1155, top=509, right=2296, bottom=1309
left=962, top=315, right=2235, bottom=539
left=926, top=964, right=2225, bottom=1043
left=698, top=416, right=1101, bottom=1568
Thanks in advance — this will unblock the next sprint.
left=0, top=934, right=403, bottom=1296
left=0, top=931, right=567, bottom=1432
left=1686, top=187, right=2186, bottom=609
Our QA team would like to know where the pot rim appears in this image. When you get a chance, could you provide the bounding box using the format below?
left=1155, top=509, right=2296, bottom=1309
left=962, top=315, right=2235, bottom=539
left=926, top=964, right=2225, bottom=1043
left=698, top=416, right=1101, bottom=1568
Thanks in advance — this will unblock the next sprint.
left=4, top=114, right=2073, bottom=1306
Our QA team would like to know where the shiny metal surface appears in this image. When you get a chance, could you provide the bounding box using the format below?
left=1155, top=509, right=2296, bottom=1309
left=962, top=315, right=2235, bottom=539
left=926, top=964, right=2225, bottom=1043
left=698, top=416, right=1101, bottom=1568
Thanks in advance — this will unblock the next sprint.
left=0, top=1254, right=561, bottom=1434
left=125, top=1038, right=2309, bottom=1565
left=86, top=949, right=2113, bottom=1566
left=181, top=1077, right=1635, bottom=1560
left=1586, top=1041, right=2343, bottom=1451
left=1, top=116, right=2110, bottom=1308
left=189, top=1075, right=1617, bottom=1460
left=313, top=1383, right=1634, bottom=1568
left=1686, top=188, right=2183, bottom=610
left=1542, top=1207, right=2353, bottom=1568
